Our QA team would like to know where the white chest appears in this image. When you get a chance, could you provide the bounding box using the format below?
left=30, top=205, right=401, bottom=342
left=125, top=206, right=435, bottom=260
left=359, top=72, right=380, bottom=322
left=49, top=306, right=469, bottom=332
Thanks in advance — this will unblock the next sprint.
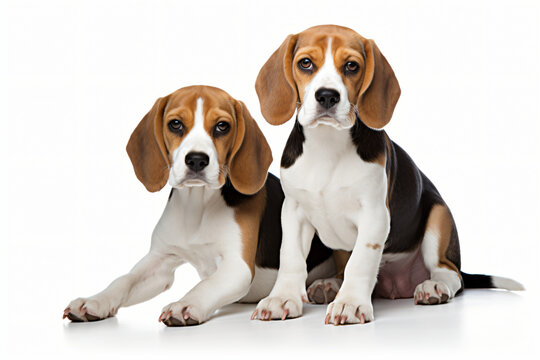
left=281, top=126, right=387, bottom=251
left=152, top=187, right=242, bottom=278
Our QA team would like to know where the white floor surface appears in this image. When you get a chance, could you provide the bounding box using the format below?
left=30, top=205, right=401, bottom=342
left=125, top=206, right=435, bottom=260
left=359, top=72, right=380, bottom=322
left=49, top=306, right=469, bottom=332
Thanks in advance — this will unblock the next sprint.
left=4, top=287, right=537, bottom=359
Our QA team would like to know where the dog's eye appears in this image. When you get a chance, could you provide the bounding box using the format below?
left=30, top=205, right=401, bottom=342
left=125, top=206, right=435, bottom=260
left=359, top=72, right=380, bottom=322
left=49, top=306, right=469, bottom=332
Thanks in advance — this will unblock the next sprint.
left=298, top=58, right=313, bottom=71
left=345, top=61, right=359, bottom=74
left=214, top=121, right=230, bottom=135
left=168, top=119, right=185, bottom=134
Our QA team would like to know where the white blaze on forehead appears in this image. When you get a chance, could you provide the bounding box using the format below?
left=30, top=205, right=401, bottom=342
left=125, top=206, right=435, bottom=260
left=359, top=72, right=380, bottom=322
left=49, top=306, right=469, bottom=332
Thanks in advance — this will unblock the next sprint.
left=182, top=97, right=212, bottom=152
left=318, top=38, right=338, bottom=85
left=297, top=38, right=352, bottom=129
left=190, top=98, right=208, bottom=142
left=193, top=98, right=205, bottom=133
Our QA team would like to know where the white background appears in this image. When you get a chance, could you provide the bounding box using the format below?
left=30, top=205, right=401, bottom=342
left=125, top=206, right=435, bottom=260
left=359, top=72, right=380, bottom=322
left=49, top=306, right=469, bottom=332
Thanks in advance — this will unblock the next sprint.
left=1, top=0, right=539, bottom=359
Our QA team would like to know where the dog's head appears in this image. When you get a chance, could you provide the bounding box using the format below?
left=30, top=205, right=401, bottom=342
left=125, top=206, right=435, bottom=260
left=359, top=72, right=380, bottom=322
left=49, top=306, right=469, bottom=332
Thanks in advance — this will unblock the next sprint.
left=127, top=85, right=272, bottom=194
left=256, top=25, right=400, bottom=130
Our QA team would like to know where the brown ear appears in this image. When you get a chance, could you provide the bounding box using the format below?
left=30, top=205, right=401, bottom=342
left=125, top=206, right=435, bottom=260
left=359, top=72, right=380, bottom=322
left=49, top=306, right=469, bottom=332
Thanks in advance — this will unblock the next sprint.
left=229, top=101, right=273, bottom=195
left=357, top=39, right=401, bottom=129
left=126, top=96, right=170, bottom=192
left=255, top=34, right=299, bottom=125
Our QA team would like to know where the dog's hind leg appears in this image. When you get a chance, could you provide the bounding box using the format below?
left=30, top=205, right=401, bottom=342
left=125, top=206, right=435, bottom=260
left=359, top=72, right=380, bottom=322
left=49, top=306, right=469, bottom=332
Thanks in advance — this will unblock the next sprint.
left=307, top=250, right=349, bottom=304
left=415, top=203, right=463, bottom=305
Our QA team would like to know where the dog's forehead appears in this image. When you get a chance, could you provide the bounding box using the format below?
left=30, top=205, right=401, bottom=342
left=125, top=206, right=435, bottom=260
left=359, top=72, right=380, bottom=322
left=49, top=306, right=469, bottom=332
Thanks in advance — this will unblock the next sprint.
left=296, top=25, right=365, bottom=55
left=166, top=86, right=235, bottom=116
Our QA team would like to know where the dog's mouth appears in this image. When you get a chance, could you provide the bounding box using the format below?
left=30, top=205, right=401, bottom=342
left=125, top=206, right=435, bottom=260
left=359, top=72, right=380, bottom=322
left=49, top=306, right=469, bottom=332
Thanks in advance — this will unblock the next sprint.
left=306, top=114, right=353, bottom=130
left=174, top=172, right=210, bottom=188
left=180, top=179, right=207, bottom=187
left=171, top=171, right=225, bottom=190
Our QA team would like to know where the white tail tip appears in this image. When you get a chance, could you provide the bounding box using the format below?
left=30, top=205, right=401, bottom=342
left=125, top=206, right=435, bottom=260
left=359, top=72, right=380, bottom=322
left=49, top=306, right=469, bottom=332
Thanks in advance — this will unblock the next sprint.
left=491, top=276, right=525, bottom=291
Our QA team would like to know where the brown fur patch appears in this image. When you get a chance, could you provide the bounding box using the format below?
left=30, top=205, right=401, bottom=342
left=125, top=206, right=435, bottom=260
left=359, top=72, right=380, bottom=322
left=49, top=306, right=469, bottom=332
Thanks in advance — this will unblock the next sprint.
left=162, top=97, right=198, bottom=163
left=227, top=101, right=273, bottom=195
left=126, top=96, right=172, bottom=192
left=375, top=151, right=386, bottom=167
left=233, top=188, right=267, bottom=277
left=333, top=250, right=351, bottom=280
left=366, top=243, right=382, bottom=250
left=255, top=34, right=299, bottom=125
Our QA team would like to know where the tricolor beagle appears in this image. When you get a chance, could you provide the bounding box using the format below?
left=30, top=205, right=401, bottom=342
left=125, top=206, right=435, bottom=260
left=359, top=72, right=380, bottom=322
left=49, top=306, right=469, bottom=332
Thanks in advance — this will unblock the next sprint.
left=63, top=85, right=334, bottom=326
left=252, top=25, right=524, bottom=325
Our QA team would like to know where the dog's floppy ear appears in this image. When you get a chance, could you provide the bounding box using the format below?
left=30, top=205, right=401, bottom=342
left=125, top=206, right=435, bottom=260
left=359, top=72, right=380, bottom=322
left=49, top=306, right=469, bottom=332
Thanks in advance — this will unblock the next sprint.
left=255, top=34, right=299, bottom=125
left=228, top=100, right=273, bottom=195
left=356, top=39, right=401, bottom=129
left=126, top=96, right=171, bottom=192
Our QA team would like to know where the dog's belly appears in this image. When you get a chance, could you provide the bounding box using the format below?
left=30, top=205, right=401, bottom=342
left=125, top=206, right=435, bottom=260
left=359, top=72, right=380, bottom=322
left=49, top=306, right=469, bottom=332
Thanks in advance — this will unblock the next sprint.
left=375, top=250, right=430, bottom=299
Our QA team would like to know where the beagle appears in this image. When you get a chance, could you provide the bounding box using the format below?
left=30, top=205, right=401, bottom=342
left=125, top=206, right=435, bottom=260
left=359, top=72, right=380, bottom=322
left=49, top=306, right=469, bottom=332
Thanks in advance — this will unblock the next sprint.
left=63, top=85, right=334, bottom=326
left=252, top=25, right=524, bottom=325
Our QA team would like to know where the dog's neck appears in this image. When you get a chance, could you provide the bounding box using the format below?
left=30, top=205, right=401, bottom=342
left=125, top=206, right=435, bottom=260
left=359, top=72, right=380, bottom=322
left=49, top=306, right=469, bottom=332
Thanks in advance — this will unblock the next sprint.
left=301, top=114, right=387, bottom=160
left=169, top=176, right=253, bottom=209
left=303, top=121, right=353, bottom=153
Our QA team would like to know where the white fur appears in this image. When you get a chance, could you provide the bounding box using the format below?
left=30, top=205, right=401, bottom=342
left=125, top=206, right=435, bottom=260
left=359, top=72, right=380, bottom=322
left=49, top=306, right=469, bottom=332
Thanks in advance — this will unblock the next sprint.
left=420, top=229, right=440, bottom=270
left=240, top=267, right=278, bottom=303
left=168, top=98, right=221, bottom=189
left=256, top=123, right=390, bottom=323
left=419, top=229, right=462, bottom=299
left=254, top=197, right=315, bottom=319
left=491, top=276, right=525, bottom=291
left=297, top=39, right=353, bottom=130
left=66, top=186, right=253, bottom=324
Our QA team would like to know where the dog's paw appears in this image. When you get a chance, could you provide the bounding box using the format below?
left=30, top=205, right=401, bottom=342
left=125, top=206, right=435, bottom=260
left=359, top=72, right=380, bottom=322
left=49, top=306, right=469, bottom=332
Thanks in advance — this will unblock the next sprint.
left=325, top=301, right=374, bottom=325
left=414, top=280, right=451, bottom=305
left=307, top=278, right=343, bottom=304
left=251, top=293, right=306, bottom=321
left=63, top=297, right=117, bottom=322
left=159, top=301, right=209, bottom=327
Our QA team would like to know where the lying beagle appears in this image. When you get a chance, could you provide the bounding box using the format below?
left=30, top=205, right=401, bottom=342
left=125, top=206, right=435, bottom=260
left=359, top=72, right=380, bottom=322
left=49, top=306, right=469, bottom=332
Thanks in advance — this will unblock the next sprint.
left=252, top=25, right=523, bottom=325
left=63, top=85, right=334, bottom=326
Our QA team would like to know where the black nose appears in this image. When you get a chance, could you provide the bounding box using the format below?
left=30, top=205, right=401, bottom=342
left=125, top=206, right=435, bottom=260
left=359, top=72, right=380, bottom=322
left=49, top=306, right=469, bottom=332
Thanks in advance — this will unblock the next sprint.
left=315, top=88, right=340, bottom=109
left=185, top=152, right=209, bottom=172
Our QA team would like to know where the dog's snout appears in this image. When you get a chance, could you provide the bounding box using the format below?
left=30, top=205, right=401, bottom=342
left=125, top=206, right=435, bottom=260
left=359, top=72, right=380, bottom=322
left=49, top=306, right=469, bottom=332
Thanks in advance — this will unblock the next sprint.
left=315, top=88, right=340, bottom=109
left=185, top=152, right=209, bottom=172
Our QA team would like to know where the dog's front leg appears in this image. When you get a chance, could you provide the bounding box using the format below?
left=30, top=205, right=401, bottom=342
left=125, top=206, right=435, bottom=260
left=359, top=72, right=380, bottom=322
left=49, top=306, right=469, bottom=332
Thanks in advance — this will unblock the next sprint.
left=159, top=255, right=252, bottom=326
left=253, top=197, right=314, bottom=320
left=64, top=251, right=182, bottom=322
left=325, top=204, right=390, bottom=325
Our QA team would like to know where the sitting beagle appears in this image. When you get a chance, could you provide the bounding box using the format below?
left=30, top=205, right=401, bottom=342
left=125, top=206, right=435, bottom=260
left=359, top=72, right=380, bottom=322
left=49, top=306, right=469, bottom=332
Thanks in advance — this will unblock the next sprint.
left=252, top=25, right=523, bottom=325
left=63, top=85, right=334, bottom=326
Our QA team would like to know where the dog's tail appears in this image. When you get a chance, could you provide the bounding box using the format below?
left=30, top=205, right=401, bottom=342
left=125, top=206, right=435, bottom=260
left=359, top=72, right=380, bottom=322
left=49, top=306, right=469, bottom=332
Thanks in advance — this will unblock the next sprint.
left=461, top=271, right=525, bottom=291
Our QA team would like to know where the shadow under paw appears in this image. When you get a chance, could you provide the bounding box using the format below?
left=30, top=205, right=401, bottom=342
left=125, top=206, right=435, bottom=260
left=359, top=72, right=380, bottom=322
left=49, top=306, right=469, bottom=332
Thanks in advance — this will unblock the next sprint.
left=163, top=316, right=200, bottom=327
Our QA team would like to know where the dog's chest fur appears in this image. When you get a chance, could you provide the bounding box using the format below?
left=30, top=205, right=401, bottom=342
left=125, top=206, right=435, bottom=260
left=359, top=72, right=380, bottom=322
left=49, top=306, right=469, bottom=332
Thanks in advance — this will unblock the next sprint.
left=153, top=187, right=242, bottom=278
left=281, top=123, right=387, bottom=251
